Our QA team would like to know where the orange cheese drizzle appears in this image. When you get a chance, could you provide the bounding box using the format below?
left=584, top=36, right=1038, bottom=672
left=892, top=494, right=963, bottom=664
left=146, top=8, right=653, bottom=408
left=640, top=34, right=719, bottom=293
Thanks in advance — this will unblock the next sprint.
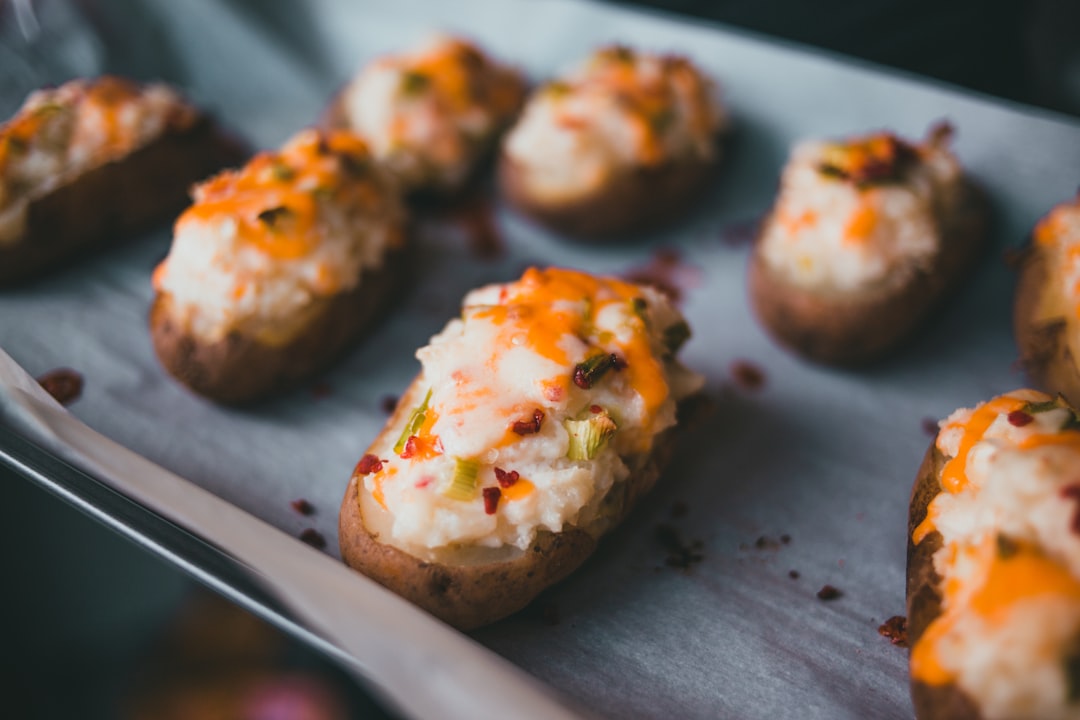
left=911, top=394, right=1080, bottom=686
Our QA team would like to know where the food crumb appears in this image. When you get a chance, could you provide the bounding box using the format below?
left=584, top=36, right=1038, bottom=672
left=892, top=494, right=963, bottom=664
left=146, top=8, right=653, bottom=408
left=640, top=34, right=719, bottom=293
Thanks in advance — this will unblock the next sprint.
left=37, top=368, right=83, bottom=405
left=654, top=524, right=705, bottom=570
left=310, top=381, right=332, bottom=399
left=789, top=570, right=800, bottom=580
left=780, top=534, right=791, bottom=545
left=299, top=529, right=326, bottom=550
left=754, top=535, right=781, bottom=551
left=817, top=585, right=842, bottom=601
left=380, top=395, right=398, bottom=414
left=878, top=615, right=909, bottom=647
left=730, top=360, right=766, bottom=392
left=921, top=417, right=939, bottom=437
left=290, top=499, right=315, bottom=516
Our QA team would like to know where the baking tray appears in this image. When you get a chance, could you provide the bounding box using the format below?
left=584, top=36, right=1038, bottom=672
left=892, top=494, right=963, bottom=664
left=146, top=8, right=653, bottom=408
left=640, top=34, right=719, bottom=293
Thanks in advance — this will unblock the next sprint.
left=3, top=0, right=1080, bottom=718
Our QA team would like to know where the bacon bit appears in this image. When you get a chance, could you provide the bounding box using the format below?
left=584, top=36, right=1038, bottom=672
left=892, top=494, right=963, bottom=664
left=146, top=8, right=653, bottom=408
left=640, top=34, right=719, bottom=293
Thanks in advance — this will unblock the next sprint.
left=299, top=528, right=326, bottom=549
left=788, top=570, right=800, bottom=580
left=289, top=499, right=314, bottom=516
left=494, top=467, right=520, bottom=488
left=718, top=218, right=761, bottom=247
left=450, top=192, right=504, bottom=261
left=37, top=368, right=83, bottom=406
left=483, top=487, right=501, bottom=515
left=380, top=395, right=398, bottom=414
left=730, top=360, right=766, bottom=391
left=512, top=408, right=545, bottom=435
left=310, top=381, right=332, bottom=399
left=1060, top=484, right=1080, bottom=534
left=590, top=404, right=603, bottom=414
left=878, top=615, right=909, bottom=647
left=354, top=454, right=384, bottom=476
left=623, top=246, right=699, bottom=303
left=817, top=585, right=842, bottom=601
left=1008, top=410, right=1035, bottom=427
left=921, top=417, right=940, bottom=436
left=654, top=524, right=705, bottom=570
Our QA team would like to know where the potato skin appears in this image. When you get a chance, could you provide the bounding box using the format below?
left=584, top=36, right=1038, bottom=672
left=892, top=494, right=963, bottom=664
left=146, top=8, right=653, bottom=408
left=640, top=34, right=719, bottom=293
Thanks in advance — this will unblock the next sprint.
left=0, top=116, right=243, bottom=288
left=1013, top=240, right=1080, bottom=405
left=150, top=246, right=405, bottom=405
left=498, top=145, right=718, bottom=241
left=748, top=179, right=988, bottom=366
left=338, top=377, right=693, bottom=630
left=906, top=440, right=983, bottom=720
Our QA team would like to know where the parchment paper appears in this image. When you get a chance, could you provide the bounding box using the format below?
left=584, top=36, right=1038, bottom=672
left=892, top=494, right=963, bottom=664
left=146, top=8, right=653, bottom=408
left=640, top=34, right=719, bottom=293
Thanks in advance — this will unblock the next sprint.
left=3, top=0, right=1080, bottom=717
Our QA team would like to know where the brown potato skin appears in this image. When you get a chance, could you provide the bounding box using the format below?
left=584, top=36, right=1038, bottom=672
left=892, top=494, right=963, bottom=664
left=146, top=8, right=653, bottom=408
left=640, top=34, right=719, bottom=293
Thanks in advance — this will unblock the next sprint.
left=339, top=378, right=693, bottom=631
left=497, top=144, right=718, bottom=241
left=748, top=179, right=988, bottom=367
left=150, top=246, right=405, bottom=405
left=0, top=115, right=244, bottom=288
left=906, top=441, right=983, bottom=720
left=1013, top=241, right=1080, bottom=405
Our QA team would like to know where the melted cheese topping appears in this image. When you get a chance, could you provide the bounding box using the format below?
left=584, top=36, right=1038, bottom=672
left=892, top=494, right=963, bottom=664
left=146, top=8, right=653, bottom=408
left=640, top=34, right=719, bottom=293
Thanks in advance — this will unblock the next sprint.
left=912, top=390, right=1080, bottom=719
left=358, top=267, right=703, bottom=553
left=502, top=45, right=725, bottom=203
left=758, top=125, right=963, bottom=292
left=342, top=33, right=524, bottom=191
left=0, top=76, right=196, bottom=245
left=1032, top=195, right=1080, bottom=365
left=153, top=129, right=405, bottom=343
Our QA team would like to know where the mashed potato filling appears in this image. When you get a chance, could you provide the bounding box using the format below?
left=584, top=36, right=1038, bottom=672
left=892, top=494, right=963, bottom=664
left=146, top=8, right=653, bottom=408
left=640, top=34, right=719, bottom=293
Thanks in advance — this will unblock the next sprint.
left=342, top=34, right=524, bottom=191
left=360, top=267, right=703, bottom=553
left=503, top=45, right=725, bottom=203
left=0, top=76, right=196, bottom=245
left=152, top=129, right=404, bottom=343
left=759, top=126, right=963, bottom=292
left=912, top=390, right=1080, bottom=720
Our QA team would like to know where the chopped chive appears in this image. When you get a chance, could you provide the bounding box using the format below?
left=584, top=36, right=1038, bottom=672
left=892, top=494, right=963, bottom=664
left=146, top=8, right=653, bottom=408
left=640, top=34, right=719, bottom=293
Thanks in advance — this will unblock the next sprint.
left=393, top=388, right=433, bottom=454
left=443, top=457, right=480, bottom=500
left=1022, top=399, right=1059, bottom=415
left=996, top=534, right=1018, bottom=559
left=400, top=71, right=430, bottom=95
left=564, top=411, right=617, bottom=461
left=663, top=321, right=691, bottom=356
left=573, top=352, right=624, bottom=389
left=270, top=162, right=295, bottom=181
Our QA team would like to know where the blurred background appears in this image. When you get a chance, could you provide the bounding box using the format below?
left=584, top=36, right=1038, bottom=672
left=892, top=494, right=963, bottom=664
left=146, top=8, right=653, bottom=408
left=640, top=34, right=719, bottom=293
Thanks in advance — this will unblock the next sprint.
left=1, top=0, right=1078, bottom=718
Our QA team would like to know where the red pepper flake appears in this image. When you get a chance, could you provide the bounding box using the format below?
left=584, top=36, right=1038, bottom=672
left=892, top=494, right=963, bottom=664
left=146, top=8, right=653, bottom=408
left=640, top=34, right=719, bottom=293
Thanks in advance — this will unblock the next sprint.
left=1060, top=484, right=1080, bottom=534
left=921, top=417, right=940, bottom=437
left=483, top=487, right=501, bottom=515
left=380, top=395, right=398, bottom=414
left=354, top=454, right=384, bottom=476
left=789, top=570, right=800, bottom=580
left=494, top=467, right=520, bottom=488
left=730, top=360, right=766, bottom=392
left=590, top=404, right=603, bottom=414
left=290, top=498, right=314, bottom=516
left=400, top=435, right=420, bottom=459
left=512, top=408, right=545, bottom=435
left=817, top=584, right=842, bottom=601
left=37, top=368, right=83, bottom=406
left=878, top=615, right=909, bottom=647
left=299, top=528, right=326, bottom=549
left=1007, top=410, right=1034, bottom=427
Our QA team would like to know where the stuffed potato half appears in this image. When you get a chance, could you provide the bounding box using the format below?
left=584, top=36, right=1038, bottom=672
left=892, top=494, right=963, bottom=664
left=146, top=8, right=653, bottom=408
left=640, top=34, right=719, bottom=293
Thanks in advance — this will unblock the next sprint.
left=748, top=123, right=987, bottom=366
left=325, top=33, right=525, bottom=197
left=150, top=128, right=407, bottom=405
left=1014, top=193, right=1080, bottom=404
left=907, top=390, right=1080, bottom=720
left=0, top=76, right=241, bottom=286
left=339, top=267, right=704, bottom=629
left=498, top=45, right=726, bottom=240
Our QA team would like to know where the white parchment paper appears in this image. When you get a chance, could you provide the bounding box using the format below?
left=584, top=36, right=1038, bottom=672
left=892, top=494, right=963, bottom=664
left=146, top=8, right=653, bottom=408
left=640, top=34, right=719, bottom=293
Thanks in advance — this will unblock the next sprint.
left=3, top=0, right=1080, bottom=717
